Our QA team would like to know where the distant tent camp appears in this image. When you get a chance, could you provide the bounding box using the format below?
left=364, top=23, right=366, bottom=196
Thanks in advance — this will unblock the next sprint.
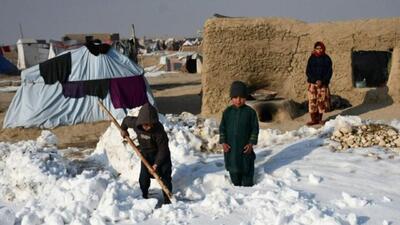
left=159, top=52, right=202, bottom=74
left=48, top=39, right=82, bottom=59
left=16, top=39, right=49, bottom=69
left=0, top=54, right=18, bottom=75
left=4, top=43, right=155, bottom=128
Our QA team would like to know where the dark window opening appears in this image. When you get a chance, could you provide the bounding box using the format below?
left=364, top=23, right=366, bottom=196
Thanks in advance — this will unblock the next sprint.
left=186, top=56, right=197, bottom=73
left=253, top=103, right=275, bottom=122
left=352, top=51, right=391, bottom=88
left=259, top=110, right=273, bottom=122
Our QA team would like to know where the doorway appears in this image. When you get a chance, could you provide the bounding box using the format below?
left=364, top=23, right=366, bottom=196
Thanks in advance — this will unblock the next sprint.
left=352, top=50, right=391, bottom=87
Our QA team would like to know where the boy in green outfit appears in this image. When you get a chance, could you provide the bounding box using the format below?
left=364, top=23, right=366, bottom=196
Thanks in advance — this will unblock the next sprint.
left=219, top=81, right=259, bottom=186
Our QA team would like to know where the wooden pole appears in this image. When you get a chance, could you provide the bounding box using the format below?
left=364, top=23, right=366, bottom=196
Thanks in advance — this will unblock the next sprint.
left=98, top=100, right=174, bottom=202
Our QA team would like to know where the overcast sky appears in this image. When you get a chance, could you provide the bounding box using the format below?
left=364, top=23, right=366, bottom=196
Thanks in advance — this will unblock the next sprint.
left=1, top=0, right=399, bottom=45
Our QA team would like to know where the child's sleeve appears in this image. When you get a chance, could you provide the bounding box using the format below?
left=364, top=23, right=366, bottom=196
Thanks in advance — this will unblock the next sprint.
left=121, top=116, right=137, bottom=131
left=249, top=110, right=259, bottom=145
left=219, top=110, right=227, bottom=144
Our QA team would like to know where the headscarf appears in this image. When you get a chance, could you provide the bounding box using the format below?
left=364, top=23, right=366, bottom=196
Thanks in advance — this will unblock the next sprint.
left=312, top=41, right=326, bottom=57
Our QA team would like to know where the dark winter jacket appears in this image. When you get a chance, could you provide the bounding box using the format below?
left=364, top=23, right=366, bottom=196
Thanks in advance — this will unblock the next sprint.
left=219, top=104, right=259, bottom=173
left=306, top=54, right=333, bottom=86
left=121, top=103, right=171, bottom=167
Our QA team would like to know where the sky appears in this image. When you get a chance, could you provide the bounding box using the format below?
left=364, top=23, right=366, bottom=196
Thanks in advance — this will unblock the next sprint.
left=1, top=112, right=400, bottom=224
left=0, top=0, right=400, bottom=45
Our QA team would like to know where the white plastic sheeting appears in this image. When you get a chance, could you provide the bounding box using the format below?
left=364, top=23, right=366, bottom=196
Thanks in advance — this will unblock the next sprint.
left=4, top=46, right=155, bottom=128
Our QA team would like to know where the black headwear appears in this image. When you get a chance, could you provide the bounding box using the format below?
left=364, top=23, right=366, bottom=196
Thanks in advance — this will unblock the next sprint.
left=230, top=81, right=248, bottom=98
left=136, top=103, right=159, bottom=130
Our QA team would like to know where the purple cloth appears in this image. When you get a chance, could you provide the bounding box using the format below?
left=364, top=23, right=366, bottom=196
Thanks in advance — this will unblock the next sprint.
left=62, top=81, right=85, bottom=98
left=110, top=76, right=149, bottom=109
left=62, top=79, right=110, bottom=99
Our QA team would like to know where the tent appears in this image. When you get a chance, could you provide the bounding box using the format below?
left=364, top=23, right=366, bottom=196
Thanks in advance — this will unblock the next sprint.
left=0, top=54, right=18, bottom=75
left=4, top=44, right=155, bottom=128
left=16, top=39, right=49, bottom=69
left=158, top=52, right=202, bottom=73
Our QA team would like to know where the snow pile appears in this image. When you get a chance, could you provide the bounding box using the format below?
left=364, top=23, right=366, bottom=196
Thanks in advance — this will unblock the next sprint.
left=164, top=112, right=220, bottom=153
left=0, top=132, right=155, bottom=224
left=0, top=114, right=399, bottom=224
left=0, top=86, right=19, bottom=93
left=257, top=125, right=319, bottom=148
left=334, top=192, right=370, bottom=208
left=308, top=173, right=323, bottom=185
left=92, top=112, right=219, bottom=183
left=36, top=130, right=58, bottom=147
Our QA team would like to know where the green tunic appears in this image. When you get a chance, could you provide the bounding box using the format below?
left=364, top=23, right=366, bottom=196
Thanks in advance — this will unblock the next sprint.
left=219, top=104, right=259, bottom=173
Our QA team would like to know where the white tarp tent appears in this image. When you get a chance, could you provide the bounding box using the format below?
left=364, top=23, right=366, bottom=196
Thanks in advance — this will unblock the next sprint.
left=16, top=39, right=49, bottom=69
left=4, top=44, right=154, bottom=128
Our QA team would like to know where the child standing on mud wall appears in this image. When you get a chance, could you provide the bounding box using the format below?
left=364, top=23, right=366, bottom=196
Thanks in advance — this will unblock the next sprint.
left=219, top=81, right=259, bottom=186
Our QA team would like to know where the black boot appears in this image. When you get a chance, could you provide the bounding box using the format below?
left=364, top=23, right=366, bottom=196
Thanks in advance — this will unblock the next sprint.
left=306, top=113, right=319, bottom=126
left=318, top=113, right=325, bottom=125
left=142, top=190, right=148, bottom=199
left=163, top=192, right=171, bottom=204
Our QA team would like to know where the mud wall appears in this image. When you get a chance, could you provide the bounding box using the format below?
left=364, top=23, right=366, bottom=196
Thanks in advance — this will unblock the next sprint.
left=201, top=17, right=400, bottom=115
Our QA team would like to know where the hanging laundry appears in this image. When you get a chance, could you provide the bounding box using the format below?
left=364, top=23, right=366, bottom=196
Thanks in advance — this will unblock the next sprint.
left=62, top=79, right=109, bottom=99
left=39, top=52, right=71, bottom=84
left=110, top=76, right=148, bottom=109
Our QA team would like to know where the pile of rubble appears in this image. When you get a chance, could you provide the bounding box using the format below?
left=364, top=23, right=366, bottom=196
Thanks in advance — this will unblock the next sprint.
left=331, top=124, right=400, bottom=151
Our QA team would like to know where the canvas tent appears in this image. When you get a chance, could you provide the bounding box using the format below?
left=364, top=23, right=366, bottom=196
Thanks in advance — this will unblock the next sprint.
left=0, top=54, right=18, bottom=75
left=159, top=52, right=202, bottom=73
left=4, top=44, right=154, bottom=128
left=16, top=39, right=50, bottom=69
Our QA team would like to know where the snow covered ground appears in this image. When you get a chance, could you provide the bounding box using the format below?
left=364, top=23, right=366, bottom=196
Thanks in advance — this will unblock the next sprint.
left=0, top=113, right=399, bottom=225
left=0, top=80, right=20, bottom=93
left=0, top=86, right=19, bottom=93
left=143, top=66, right=178, bottom=78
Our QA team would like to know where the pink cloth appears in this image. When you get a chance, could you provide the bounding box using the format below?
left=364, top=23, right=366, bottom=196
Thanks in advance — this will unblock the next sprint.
left=110, top=76, right=148, bottom=109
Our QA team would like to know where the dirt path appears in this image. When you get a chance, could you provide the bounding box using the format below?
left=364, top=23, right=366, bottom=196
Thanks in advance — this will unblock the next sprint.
left=0, top=72, right=202, bottom=149
left=0, top=72, right=399, bottom=149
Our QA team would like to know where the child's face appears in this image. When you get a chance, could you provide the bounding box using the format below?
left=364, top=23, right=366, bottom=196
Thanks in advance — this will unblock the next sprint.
left=231, top=96, right=246, bottom=107
left=142, top=123, right=153, bottom=131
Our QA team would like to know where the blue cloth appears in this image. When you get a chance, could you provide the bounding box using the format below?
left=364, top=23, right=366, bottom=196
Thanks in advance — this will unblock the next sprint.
left=0, top=54, right=18, bottom=75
